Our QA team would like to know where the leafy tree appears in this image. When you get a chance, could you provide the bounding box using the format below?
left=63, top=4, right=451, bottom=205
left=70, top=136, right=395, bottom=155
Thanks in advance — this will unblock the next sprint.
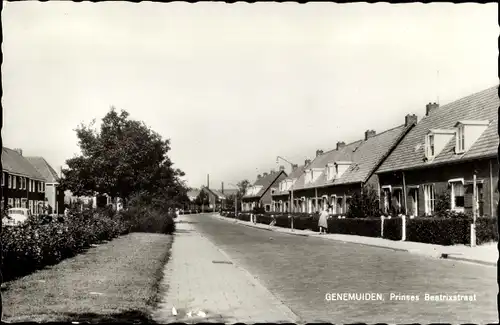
left=236, top=180, right=250, bottom=201
left=195, top=190, right=209, bottom=207
left=60, top=107, right=188, bottom=207
left=346, top=185, right=381, bottom=218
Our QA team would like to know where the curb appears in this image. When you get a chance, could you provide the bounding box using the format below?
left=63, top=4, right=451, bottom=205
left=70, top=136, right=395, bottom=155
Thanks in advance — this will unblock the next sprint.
left=440, top=254, right=496, bottom=267
left=216, top=215, right=496, bottom=267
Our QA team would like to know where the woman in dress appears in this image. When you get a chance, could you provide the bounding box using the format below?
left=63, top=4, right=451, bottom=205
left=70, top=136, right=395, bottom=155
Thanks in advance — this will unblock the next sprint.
left=318, top=205, right=330, bottom=234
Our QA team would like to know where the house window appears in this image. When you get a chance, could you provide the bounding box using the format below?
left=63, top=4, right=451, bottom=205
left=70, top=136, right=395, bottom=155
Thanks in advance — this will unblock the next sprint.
left=265, top=204, right=271, bottom=212
left=426, top=134, right=435, bottom=158
left=21, top=198, right=27, bottom=208
left=15, top=198, right=20, bottom=208
left=1, top=173, right=4, bottom=187
left=450, top=181, right=465, bottom=212
left=29, top=200, right=33, bottom=214
left=423, top=184, right=435, bottom=215
left=382, top=188, right=391, bottom=213
left=8, top=175, right=11, bottom=189
left=8, top=198, right=13, bottom=208
left=337, top=197, right=343, bottom=214
left=13, top=176, right=17, bottom=189
left=392, top=189, right=403, bottom=214
left=456, top=125, right=465, bottom=153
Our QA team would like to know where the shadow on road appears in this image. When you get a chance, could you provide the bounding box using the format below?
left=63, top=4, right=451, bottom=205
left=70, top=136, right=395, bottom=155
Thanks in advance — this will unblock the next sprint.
left=62, top=310, right=156, bottom=324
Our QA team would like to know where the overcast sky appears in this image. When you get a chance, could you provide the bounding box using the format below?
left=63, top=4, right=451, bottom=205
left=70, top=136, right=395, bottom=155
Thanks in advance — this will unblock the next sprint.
left=2, top=2, right=498, bottom=190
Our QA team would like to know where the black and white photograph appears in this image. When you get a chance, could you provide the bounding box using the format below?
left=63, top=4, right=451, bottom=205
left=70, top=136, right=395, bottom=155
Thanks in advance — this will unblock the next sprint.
left=1, top=2, right=498, bottom=323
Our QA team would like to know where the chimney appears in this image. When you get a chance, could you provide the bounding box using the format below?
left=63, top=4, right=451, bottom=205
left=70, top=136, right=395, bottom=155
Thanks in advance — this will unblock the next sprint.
left=364, top=130, right=376, bottom=141
left=336, top=142, right=346, bottom=150
left=305, top=159, right=312, bottom=166
left=13, top=148, right=23, bottom=156
left=221, top=182, right=224, bottom=194
left=263, top=172, right=269, bottom=177
left=257, top=174, right=262, bottom=180
left=279, top=165, right=285, bottom=172
left=405, top=114, right=418, bottom=127
left=292, top=164, right=298, bottom=171
left=316, top=149, right=324, bottom=157
left=426, top=102, right=439, bottom=116
left=207, top=174, right=210, bottom=189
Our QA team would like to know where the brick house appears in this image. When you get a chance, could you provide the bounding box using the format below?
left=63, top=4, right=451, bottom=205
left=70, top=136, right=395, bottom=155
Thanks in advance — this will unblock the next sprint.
left=200, top=186, right=227, bottom=210
left=376, top=85, right=499, bottom=217
left=271, top=164, right=307, bottom=212
left=242, top=168, right=288, bottom=212
left=26, top=156, right=65, bottom=215
left=2, top=147, right=46, bottom=214
left=291, top=116, right=416, bottom=215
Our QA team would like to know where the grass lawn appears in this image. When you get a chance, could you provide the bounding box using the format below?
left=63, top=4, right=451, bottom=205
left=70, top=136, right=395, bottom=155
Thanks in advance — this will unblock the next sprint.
left=1, top=232, right=173, bottom=323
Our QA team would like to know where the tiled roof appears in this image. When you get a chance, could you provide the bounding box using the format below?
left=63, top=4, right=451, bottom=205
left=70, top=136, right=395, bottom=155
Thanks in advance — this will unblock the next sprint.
left=187, top=190, right=200, bottom=199
left=25, top=156, right=60, bottom=183
left=292, top=140, right=362, bottom=191
left=243, top=170, right=287, bottom=199
left=292, top=124, right=412, bottom=190
left=2, top=148, right=45, bottom=181
left=377, top=85, right=499, bottom=173
left=272, top=164, right=307, bottom=196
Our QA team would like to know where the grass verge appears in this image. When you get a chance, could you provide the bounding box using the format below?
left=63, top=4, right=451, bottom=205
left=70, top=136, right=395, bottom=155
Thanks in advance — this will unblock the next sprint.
left=1, top=232, right=173, bottom=323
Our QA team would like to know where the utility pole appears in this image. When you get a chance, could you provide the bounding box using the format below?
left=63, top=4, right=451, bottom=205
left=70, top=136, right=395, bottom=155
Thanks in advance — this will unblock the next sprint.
left=472, top=173, right=477, bottom=247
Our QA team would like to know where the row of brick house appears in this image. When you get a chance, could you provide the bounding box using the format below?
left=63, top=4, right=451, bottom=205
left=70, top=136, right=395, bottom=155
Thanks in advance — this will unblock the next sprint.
left=241, top=85, right=499, bottom=218
left=2, top=147, right=65, bottom=215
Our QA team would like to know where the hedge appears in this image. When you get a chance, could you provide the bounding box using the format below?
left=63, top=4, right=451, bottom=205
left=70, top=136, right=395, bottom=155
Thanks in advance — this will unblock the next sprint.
left=327, top=218, right=381, bottom=237
left=2, top=209, right=130, bottom=282
left=406, top=217, right=470, bottom=246
left=475, top=217, right=498, bottom=245
left=383, top=217, right=403, bottom=241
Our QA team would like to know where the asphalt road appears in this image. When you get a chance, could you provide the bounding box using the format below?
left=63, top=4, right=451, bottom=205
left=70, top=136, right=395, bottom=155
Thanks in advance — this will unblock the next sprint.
left=184, top=213, right=497, bottom=324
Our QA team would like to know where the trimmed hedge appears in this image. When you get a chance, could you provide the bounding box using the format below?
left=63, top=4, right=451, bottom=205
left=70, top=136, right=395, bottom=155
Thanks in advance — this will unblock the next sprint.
left=327, top=218, right=381, bottom=237
left=2, top=209, right=130, bottom=282
left=406, top=217, right=470, bottom=245
left=383, top=217, right=403, bottom=241
left=475, top=217, right=498, bottom=245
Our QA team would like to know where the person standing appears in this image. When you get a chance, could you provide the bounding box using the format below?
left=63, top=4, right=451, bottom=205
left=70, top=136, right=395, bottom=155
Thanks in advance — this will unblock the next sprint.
left=318, top=206, right=330, bottom=234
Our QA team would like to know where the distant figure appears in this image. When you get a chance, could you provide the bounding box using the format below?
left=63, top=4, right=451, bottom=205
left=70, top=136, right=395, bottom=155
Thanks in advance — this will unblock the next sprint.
left=64, top=207, right=70, bottom=218
left=175, top=208, right=180, bottom=219
left=318, top=206, right=330, bottom=234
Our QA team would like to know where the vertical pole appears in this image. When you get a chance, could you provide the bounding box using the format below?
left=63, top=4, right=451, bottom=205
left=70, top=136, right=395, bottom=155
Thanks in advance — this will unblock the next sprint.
left=402, top=171, right=408, bottom=215
left=490, top=160, right=494, bottom=217
left=401, top=215, right=406, bottom=241
left=472, top=174, right=477, bottom=247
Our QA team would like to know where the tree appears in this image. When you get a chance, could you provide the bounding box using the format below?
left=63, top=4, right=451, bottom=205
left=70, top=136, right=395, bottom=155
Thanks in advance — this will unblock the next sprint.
left=236, top=179, right=250, bottom=202
left=60, top=107, right=187, bottom=206
left=346, top=185, right=381, bottom=218
left=195, top=190, right=209, bottom=207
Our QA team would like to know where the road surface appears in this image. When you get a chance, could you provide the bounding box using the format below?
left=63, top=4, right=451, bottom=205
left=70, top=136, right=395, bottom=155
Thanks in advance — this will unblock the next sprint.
left=183, top=213, right=497, bottom=323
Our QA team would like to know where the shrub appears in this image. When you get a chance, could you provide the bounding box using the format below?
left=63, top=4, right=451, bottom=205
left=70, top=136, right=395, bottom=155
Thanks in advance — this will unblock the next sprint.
left=327, top=217, right=381, bottom=237
left=383, top=217, right=402, bottom=240
left=1, top=208, right=130, bottom=282
left=346, top=185, right=382, bottom=219
left=476, top=217, right=498, bottom=245
left=406, top=217, right=470, bottom=245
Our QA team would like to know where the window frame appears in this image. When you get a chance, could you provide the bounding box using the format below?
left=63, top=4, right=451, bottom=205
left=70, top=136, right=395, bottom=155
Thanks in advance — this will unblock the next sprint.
left=8, top=175, right=12, bottom=189
left=450, top=181, right=465, bottom=212
left=423, top=184, right=435, bottom=215
left=456, top=125, right=465, bottom=153
left=13, top=176, right=17, bottom=189
left=1, top=173, right=4, bottom=187
left=426, top=134, right=435, bottom=158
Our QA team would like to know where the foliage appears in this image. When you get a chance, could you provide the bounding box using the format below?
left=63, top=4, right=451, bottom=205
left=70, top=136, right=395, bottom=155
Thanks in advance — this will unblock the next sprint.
left=476, top=217, right=498, bottom=244
left=346, top=185, right=382, bottom=218
left=382, top=217, right=402, bottom=241
left=237, top=180, right=251, bottom=201
left=119, top=191, right=176, bottom=234
left=1, top=208, right=129, bottom=282
left=194, top=190, right=209, bottom=207
left=434, top=192, right=452, bottom=217
left=327, top=218, right=381, bottom=237
left=60, top=107, right=188, bottom=206
left=406, top=217, right=469, bottom=245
